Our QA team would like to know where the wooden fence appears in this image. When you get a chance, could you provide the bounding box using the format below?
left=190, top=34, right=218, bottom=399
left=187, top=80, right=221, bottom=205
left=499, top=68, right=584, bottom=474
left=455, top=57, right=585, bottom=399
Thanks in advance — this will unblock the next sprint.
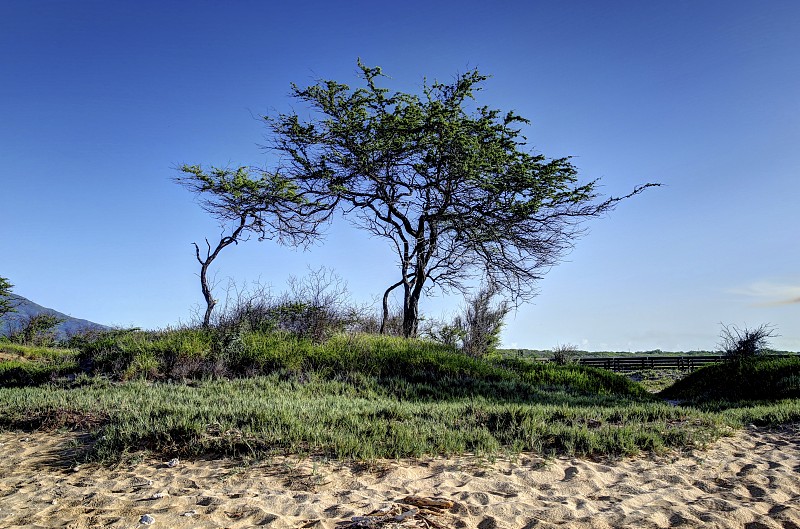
left=575, top=354, right=794, bottom=372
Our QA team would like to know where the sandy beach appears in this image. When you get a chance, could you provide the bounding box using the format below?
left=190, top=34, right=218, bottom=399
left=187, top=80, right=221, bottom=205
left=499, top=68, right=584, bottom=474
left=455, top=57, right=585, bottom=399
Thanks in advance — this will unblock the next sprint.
left=0, top=425, right=798, bottom=529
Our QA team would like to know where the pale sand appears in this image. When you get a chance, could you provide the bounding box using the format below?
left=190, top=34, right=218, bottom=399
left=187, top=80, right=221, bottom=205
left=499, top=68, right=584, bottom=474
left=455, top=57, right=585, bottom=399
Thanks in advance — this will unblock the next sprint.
left=0, top=426, right=798, bottom=529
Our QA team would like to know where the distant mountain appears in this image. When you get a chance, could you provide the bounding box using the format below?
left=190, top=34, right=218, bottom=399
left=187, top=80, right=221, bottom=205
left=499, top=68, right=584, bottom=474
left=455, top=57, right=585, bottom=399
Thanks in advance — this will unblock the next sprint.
left=0, top=294, right=109, bottom=341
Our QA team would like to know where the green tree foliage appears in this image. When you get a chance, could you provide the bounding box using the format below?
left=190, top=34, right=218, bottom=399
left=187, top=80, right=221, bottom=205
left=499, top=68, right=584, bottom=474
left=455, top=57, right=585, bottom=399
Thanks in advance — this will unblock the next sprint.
left=0, top=276, right=16, bottom=319
left=268, top=61, right=658, bottom=336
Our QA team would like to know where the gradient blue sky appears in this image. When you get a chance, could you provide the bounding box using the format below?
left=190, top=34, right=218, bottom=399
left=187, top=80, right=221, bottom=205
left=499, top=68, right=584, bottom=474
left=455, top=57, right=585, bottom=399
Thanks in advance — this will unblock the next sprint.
left=2, top=1, right=798, bottom=351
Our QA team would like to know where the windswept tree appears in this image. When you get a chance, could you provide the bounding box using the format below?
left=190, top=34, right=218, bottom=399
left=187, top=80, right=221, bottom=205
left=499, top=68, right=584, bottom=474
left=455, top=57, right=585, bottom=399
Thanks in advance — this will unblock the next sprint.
left=268, top=62, right=658, bottom=337
left=175, top=165, right=326, bottom=328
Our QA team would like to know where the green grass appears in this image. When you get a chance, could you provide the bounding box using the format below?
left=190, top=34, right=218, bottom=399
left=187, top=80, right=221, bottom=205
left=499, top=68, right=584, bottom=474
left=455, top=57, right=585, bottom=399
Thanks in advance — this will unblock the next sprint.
left=0, top=329, right=798, bottom=463
left=655, top=357, right=800, bottom=432
left=0, top=343, right=78, bottom=387
left=71, top=329, right=653, bottom=401
left=0, top=376, right=727, bottom=461
left=0, top=342, right=77, bottom=361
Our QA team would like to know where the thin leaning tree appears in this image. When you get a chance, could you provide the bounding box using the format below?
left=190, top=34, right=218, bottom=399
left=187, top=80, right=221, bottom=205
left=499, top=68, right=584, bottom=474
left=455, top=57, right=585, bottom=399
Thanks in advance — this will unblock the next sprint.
left=267, top=61, right=659, bottom=337
left=175, top=165, right=327, bottom=328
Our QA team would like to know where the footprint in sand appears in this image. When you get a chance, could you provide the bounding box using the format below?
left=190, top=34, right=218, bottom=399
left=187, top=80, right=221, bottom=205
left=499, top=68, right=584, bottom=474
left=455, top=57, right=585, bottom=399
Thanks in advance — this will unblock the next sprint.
left=737, top=463, right=759, bottom=476
left=477, top=516, right=498, bottom=529
left=562, top=466, right=579, bottom=481
left=458, top=491, right=490, bottom=506
left=746, top=484, right=768, bottom=498
left=197, top=495, right=223, bottom=506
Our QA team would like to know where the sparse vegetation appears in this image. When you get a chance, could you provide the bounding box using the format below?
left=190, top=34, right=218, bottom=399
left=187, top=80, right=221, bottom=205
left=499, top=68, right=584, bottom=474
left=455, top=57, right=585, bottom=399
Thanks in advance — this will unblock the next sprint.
left=213, top=269, right=367, bottom=344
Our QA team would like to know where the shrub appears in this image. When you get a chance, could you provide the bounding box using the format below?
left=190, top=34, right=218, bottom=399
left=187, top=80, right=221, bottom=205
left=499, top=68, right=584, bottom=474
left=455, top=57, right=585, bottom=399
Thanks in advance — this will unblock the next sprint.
left=214, top=268, right=367, bottom=343
left=551, top=344, right=579, bottom=365
left=10, top=314, right=64, bottom=347
left=718, top=323, right=777, bottom=361
left=74, top=327, right=147, bottom=376
left=353, top=307, right=405, bottom=337
left=423, top=321, right=466, bottom=350
left=459, top=284, right=511, bottom=357
left=424, top=283, right=510, bottom=358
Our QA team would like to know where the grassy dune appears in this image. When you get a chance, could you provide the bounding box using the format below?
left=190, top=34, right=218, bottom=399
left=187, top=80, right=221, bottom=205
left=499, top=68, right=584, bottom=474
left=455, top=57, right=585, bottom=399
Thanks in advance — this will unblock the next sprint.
left=0, top=331, right=798, bottom=462
left=660, top=356, right=800, bottom=402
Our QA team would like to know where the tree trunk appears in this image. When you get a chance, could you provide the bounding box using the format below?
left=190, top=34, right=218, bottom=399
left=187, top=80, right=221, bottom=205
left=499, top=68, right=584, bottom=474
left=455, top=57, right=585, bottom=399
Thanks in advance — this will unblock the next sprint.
left=402, top=289, right=422, bottom=338
left=401, top=301, right=416, bottom=338
left=199, top=260, right=216, bottom=329
left=379, top=279, right=404, bottom=335
left=401, top=244, right=429, bottom=338
left=194, top=216, right=248, bottom=330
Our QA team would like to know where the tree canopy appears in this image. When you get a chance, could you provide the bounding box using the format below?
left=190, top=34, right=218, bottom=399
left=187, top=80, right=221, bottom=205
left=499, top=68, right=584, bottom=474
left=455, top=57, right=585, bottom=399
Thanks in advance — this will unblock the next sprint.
left=266, top=62, right=658, bottom=336
left=0, top=276, right=16, bottom=319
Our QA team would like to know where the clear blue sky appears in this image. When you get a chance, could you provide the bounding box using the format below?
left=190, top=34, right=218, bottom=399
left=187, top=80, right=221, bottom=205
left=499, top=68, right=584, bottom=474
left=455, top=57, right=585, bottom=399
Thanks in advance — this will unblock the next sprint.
left=2, top=1, right=798, bottom=351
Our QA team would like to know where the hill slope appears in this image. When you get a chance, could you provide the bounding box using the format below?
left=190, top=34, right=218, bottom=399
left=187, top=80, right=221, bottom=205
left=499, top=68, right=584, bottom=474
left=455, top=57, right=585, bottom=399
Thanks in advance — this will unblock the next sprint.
left=0, top=295, right=108, bottom=340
